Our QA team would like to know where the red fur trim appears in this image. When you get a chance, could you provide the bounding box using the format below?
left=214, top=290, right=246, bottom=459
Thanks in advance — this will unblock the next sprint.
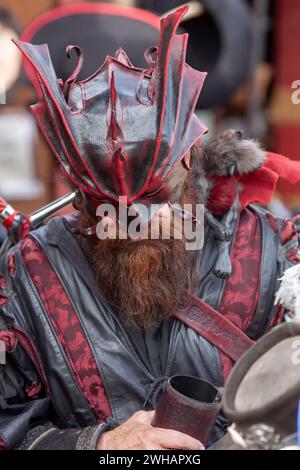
left=207, top=176, right=237, bottom=215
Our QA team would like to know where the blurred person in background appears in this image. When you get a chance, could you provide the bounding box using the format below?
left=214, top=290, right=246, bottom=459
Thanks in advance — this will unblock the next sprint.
left=0, top=4, right=53, bottom=223
left=0, top=6, right=21, bottom=101
left=0, top=6, right=22, bottom=245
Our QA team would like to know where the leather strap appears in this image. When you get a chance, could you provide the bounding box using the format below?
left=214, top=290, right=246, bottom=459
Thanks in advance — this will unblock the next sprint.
left=174, top=294, right=254, bottom=363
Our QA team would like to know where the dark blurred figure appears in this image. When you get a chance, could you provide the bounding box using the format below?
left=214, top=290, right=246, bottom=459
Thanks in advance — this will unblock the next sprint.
left=137, top=0, right=254, bottom=109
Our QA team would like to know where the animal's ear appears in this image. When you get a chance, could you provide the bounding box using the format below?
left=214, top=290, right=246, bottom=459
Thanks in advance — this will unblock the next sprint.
left=183, top=151, right=192, bottom=170
left=183, top=140, right=203, bottom=170
left=73, top=189, right=84, bottom=211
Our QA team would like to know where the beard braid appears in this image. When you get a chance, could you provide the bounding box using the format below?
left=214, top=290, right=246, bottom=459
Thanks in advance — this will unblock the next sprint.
left=78, top=142, right=205, bottom=330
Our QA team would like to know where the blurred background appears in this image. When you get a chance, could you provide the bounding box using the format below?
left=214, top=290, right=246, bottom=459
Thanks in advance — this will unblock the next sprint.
left=0, top=0, right=299, bottom=223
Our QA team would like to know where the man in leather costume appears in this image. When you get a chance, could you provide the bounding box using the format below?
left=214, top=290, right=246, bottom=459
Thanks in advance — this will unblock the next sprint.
left=0, top=6, right=300, bottom=450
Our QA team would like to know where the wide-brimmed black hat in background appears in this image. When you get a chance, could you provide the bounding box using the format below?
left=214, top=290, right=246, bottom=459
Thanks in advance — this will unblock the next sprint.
left=139, top=0, right=254, bottom=108
left=21, top=1, right=253, bottom=109
left=21, top=3, right=160, bottom=85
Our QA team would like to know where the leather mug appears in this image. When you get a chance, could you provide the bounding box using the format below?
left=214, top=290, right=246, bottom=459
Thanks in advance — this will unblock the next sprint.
left=151, top=375, right=222, bottom=446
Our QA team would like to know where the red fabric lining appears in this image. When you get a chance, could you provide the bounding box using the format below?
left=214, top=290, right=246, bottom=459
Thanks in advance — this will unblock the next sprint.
left=9, top=325, right=50, bottom=396
left=7, top=253, right=16, bottom=278
left=20, top=237, right=111, bottom=422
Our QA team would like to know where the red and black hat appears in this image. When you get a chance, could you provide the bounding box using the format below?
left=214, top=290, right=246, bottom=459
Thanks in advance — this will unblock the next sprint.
left=14, top=6, right=207, bottom=213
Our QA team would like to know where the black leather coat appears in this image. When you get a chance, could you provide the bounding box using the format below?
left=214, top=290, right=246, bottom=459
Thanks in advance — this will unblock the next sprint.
left=0, top=207, right=297, bottom=449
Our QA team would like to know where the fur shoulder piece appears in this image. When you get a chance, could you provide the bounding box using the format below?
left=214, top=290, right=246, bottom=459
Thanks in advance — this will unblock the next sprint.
left=202, top=129, right=266, bottom=177
left=203, top=129, right=300, bottom=215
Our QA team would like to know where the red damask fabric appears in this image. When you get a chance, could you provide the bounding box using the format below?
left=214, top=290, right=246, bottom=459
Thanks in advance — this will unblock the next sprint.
left=219, top=209, right=261, bottom=331
left=218, top=209, right=262, bottom=379
left=219, top=210, right=299, bottom=379
left=20, top=237, right=111, bottom=422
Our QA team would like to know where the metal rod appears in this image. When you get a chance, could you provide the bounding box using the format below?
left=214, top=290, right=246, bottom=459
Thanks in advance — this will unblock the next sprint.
left=29, top=191, right=76, bottom=228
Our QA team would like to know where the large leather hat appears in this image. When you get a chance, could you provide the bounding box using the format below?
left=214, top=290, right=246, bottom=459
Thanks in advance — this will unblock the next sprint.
left=139, top=0, right=254, bottom=108
left=16, top=7, right=206, bottom=215
left=216, top=321, right=300, bottom=449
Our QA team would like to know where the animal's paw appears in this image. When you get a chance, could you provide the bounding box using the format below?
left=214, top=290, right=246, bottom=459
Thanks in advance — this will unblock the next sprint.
left=213, top=247, right=232, bottom=279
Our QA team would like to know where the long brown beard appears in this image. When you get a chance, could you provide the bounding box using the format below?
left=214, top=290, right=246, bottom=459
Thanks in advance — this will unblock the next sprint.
left=89, top=237, right=196, bottom=329
left=78, top=143, right=205, bottom=330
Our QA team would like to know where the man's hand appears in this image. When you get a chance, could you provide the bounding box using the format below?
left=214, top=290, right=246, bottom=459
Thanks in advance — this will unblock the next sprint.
left=97, top=410, right=204, bottom=450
